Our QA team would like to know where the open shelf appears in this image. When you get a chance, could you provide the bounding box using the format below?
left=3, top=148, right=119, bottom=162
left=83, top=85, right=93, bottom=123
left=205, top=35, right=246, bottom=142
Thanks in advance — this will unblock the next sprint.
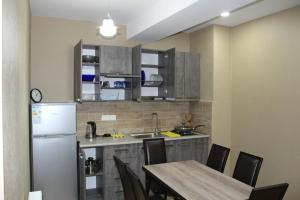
left=82, top=81, right=99, bottom=84
left=82, top=62, right=99, bottom=66
left=141, top=81, right=163, bottom=87
left=101, top=87, right=131, bottom=90
left=141, top=64, right=164, bottom=68
left=102, top=74, right=141, bottom=78
left=85, top=171, right=103, bottom=177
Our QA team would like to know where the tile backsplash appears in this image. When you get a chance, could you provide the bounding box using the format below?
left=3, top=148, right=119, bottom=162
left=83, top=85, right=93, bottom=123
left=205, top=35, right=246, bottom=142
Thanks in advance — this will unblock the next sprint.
left=190, top=101, right=212, bottom=135
left=77, top=101, right=212, bottom=137
left=77, top=101, right=189, bottom=136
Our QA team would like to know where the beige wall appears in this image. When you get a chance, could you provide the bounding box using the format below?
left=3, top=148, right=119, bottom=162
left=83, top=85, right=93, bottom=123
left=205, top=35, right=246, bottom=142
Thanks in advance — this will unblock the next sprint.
left=231, top=6, right=300, bottom=200
left=211, top=26, right=232, bottom=172
left=2, top=0, right=31, bottom=199
left=190, top=101, right=212, bottom=136
left=189, top=26, right=232, bottom=173
left=30, top=16, right=190, bottom=101
left=190, top=7, right=300, bottom=199
left=190, top=26, right=214, bottom=101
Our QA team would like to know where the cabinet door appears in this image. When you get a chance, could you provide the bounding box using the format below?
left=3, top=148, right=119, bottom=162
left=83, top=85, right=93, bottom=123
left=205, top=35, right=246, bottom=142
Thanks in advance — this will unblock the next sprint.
left=184, top=53, right=200, bottom=99
left=132, top=45, right=142, bottom=101
left=103, top=158, right=138, bottom=188
left=174, top=51, right=185, bottom=99
left=103, top=144, right=138, bottom=160
left=195, top=138, right=209, bottom=164
left=74, top=40, right=82, bottom=102
left=176, top=140, right=195, bottom=161
left=103, top=186, right=124, bottom=200
left=164, top=48, right=175, bottom=98
left=100, top=46, right=132, bottom=74
left=165, top=141, right=177, bottom=162
left=136, top=144, right=145, bottom=186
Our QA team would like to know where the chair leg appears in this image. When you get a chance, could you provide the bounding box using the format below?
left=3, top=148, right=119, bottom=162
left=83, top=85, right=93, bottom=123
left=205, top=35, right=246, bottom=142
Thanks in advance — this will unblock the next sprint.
left=164, top=192, right=167, bottom=200
left=146, top=180, right=151, bottom=195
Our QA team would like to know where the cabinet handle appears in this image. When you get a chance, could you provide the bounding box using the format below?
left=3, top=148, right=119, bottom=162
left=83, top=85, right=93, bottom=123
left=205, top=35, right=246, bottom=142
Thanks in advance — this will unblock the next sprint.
left=115, top=190, right=123, bottom=194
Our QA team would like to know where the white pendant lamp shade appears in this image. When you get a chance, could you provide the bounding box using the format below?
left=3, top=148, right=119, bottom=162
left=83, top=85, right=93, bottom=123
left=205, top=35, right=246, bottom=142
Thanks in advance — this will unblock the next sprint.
left=99, top=13, right=117, bottom=38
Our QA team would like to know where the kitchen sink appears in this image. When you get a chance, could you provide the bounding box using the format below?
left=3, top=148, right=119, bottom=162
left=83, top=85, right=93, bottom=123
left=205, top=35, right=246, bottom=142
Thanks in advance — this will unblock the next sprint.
left=130, top=132, right=162, bottom=139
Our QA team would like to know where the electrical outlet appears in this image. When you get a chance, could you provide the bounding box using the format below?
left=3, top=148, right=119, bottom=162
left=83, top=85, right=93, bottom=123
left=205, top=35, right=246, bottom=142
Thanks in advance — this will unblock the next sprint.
left=101, top=115, right=116, bottom=121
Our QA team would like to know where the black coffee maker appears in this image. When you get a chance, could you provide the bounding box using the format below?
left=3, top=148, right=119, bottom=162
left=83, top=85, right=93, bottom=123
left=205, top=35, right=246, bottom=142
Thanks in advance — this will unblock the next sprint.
left=85, top=121, right=97, bottom=139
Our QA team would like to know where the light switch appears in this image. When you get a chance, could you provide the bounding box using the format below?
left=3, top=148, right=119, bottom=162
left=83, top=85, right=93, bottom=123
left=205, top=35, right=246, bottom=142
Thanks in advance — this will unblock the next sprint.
left=101, top=115, right=117, bottom=121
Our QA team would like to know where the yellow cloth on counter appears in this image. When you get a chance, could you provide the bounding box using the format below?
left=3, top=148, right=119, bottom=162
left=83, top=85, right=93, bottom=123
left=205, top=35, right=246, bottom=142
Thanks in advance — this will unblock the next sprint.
left=160, top=131, right=181, bottom=138
left=112, top=133, right=125, bottom=139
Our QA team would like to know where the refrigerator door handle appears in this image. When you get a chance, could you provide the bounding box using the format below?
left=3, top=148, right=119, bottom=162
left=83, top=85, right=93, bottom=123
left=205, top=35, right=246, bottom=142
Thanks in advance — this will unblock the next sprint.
left=33, top=134, right=76, bottom=138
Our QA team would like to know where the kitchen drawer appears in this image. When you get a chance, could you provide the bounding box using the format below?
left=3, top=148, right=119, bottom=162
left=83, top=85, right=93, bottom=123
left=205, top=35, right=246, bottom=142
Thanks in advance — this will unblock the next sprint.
left=103, top=144, right=138, bottom=160
left=103, top=186, right=124, bottom=200
left=103, top=158, right=138, bottom=187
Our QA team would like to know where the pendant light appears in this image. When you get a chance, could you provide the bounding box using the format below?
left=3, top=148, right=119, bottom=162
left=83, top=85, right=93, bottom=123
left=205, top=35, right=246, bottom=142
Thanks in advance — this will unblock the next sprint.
left=98, top=0, right=117, bottom=38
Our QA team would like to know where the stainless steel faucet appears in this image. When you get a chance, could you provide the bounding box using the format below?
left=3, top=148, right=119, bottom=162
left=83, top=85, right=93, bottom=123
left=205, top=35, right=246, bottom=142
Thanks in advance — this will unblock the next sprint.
left=152, top=112, right=160, bottom=135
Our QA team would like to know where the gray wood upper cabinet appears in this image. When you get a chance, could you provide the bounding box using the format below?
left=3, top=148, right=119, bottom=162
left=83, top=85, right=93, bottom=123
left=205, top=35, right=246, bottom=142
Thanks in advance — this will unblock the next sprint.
left=166, top=49, right=200, bottom=100
left=100, top=45, right=132, bottom=74
left=184, top=52, right=200, bottom=99
left=74, top=40, right=82, bottom=102
left=174, top=51, right=186, bottom=99
left=131, top=45, right=142, bottom=101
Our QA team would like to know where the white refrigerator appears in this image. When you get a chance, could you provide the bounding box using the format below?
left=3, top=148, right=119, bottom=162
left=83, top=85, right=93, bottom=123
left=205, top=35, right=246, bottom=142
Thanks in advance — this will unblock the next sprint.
left=30, top=103, right=78, bottom=200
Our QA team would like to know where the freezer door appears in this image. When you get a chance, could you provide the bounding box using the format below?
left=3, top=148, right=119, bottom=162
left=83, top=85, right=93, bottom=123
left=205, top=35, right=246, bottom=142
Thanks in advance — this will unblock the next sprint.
left=32, top=103, right=76, bottom=136
left=32, top=135, right=78, bottom=200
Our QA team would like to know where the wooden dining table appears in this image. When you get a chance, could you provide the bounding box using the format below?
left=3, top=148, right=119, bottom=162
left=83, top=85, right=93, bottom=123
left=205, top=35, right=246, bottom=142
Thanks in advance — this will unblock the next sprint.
left=143, top=160, right=253, bottom=200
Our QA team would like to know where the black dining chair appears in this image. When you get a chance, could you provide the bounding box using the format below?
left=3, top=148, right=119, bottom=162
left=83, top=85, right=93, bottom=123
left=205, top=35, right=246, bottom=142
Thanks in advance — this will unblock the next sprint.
left=113, top=156, right=136, bottom=200
left=248, top=183, right=289, bottom=200
left=206, top=144, right=230, bottom=173
left=143, top=138, right=168, bottom=199
left=126, top=164, right=164, bottom=200
left=232, top=151, right=263, bottom=187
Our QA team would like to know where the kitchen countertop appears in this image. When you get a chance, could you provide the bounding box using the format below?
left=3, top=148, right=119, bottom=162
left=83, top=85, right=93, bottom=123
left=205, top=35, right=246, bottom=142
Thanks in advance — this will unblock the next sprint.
left=78, top=132, right=209, bottom=148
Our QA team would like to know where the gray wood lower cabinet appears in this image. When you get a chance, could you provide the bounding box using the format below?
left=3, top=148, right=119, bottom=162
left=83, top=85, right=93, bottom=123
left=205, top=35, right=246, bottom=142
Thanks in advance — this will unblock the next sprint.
left=99, top=138, right=208, bottom=200
left=176, top=139, right=196, bottom=161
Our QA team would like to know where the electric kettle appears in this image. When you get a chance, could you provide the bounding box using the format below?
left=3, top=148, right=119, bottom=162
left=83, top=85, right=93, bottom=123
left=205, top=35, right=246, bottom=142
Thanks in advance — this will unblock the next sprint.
left=85, top=121, right=97, bottom=139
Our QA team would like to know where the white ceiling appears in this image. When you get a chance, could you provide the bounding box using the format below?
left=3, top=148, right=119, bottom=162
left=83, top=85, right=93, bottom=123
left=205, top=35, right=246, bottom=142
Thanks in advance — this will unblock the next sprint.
left=30, top=0, right=155, bottom=25
left=30, top=0, right=300, bottom=41
left=127, top=0, right=256, bottom=41
left=186, top=0, right=300, bottom=32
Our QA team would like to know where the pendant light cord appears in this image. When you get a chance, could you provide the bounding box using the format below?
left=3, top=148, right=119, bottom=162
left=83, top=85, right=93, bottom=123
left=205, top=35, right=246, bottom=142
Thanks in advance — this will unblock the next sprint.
left=107, top=0, right=111, bottom=18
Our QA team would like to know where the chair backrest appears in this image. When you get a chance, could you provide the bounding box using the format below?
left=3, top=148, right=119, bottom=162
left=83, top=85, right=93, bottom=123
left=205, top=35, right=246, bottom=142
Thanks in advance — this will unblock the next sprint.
left=206, top=144, right=230, bottom=173
left=248, top=183, right=289, bottom=200
left=126, top=165, right=149, bottom=200
left=113, top=156, right=136, bottom=200
left=233, top=151, right=263, bottom=187
left=143, top=138, right=167, bottom=165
